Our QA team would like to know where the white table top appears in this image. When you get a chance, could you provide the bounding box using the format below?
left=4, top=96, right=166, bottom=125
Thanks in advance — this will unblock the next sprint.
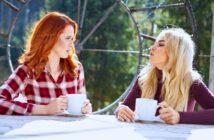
left=0, top=115, right=214, bottom=140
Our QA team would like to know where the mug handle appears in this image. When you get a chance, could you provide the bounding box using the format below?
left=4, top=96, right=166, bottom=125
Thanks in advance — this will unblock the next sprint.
left=155, top=104, right=161, bottom=116
left=154, top=105, right=164, bottom=122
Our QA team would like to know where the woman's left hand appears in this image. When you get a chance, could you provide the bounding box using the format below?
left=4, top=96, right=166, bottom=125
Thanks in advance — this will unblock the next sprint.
left=81, top=99, right=92, bottom=114
left=158, top=102, right=180, bottom=124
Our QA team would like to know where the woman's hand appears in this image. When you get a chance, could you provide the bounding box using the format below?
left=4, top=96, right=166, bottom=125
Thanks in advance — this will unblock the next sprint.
left=46, top=95, right=68, bottom=115
left=159, top=102, right=180, bottom=124
left=81, top=99, right=92, bottom=114
left=115, top=105, right=135, bottom=122
left=32, top=95, right=68, bottom=115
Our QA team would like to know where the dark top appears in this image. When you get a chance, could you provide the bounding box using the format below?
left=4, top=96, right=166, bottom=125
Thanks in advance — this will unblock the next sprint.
left=123, top=77, right=214, bottom=124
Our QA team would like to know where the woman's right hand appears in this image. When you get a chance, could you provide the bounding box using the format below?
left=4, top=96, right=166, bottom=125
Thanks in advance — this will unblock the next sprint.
left=32, top=95, right=68, bottom=115
left=116, top=105, right=135, bottom=122
left=45, top=95, right=68, bottom=115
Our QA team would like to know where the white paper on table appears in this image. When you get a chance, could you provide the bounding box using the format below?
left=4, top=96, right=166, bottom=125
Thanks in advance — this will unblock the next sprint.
left=5, top=119, right=114, bottom=136
left=4, top=127, right=147, bottom=140
left=3, top=115, right=147, bottom=140
left=187, top=128, right=214, bottom=140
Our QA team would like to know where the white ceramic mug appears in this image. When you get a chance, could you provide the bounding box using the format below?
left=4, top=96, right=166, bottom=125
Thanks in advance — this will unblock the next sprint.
left=67, top=94, right=86, bottom=115
left=135, top=98, right=159, bottom=121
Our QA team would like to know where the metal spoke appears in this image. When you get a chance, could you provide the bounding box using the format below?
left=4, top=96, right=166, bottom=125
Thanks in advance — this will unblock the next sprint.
left=78, top=0, right=88, bottom=40
left=130, top=3, right=184, bottom=13
left=77, top=0, right=81, bottom=25
left=78, top=2, right=117, bottom=47
left=80, top=48, right=150, bottom=58
left=140, top=33, right=156, bottom=42
left=15, top=0, right=27, bottom=4
left=1, top=0, right=20, bottom=12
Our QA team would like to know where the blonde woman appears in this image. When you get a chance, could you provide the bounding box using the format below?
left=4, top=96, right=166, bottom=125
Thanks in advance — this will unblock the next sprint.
left=115, top=28, right=214, bottom=124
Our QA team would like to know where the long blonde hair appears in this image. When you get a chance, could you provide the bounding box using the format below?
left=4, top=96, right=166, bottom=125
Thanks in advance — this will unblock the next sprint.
left=138, top=28, right=201, bottom=111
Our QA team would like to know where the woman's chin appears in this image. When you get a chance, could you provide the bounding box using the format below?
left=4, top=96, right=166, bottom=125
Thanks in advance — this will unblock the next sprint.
left=61, top=54, right=69, bottom=59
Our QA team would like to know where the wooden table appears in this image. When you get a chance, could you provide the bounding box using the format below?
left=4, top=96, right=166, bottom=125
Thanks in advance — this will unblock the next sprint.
left=0, top=115, right=213, bottom=140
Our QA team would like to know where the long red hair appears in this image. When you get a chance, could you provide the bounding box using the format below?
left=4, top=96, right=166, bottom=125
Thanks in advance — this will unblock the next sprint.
left=19, top=12, right=78, bottom=78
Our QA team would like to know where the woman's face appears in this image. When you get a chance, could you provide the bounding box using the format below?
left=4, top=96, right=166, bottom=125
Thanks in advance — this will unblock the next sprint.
left=51, top=25, right=75, bottom=59
left=149, top=39, right=168, bottom=69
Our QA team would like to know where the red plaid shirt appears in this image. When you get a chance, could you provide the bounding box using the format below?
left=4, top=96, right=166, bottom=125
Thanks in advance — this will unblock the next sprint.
left=0, top=62, right=86, bottom=115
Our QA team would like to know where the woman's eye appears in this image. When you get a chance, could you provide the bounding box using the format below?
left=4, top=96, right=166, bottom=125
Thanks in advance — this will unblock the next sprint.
left=66, top=36, right=71, bottom=40
left=158, top=40, right=165, bottom=47
left=159, top=43, right=164, bottom=47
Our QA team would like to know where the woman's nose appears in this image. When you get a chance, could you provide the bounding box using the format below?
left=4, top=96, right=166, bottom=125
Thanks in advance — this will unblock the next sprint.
left=152, top=41, right=159, bottom=49
left=150, top=44, right=156, bottom=50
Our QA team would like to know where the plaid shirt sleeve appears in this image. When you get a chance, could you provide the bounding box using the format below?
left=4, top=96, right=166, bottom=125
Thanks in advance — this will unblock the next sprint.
left=0, top=65, right=33, bottom=115
left=77, top=62, right=86, bottom=93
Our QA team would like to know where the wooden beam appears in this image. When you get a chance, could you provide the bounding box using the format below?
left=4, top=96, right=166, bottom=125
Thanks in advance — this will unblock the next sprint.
left=209, top=11, right=214, bottom=93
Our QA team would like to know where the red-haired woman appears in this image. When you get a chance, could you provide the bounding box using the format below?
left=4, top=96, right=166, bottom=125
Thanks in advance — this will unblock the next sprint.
left=0, top=12, right=92, bottom=115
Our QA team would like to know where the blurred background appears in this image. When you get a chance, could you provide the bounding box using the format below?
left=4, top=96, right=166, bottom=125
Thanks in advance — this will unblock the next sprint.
left=0, top=0, right=214, bottom=113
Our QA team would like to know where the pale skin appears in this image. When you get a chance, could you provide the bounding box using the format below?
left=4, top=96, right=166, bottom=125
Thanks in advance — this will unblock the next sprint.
left=116, top=40, right=180, bottom=124
left=32, top=25, right=92, bottom=115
